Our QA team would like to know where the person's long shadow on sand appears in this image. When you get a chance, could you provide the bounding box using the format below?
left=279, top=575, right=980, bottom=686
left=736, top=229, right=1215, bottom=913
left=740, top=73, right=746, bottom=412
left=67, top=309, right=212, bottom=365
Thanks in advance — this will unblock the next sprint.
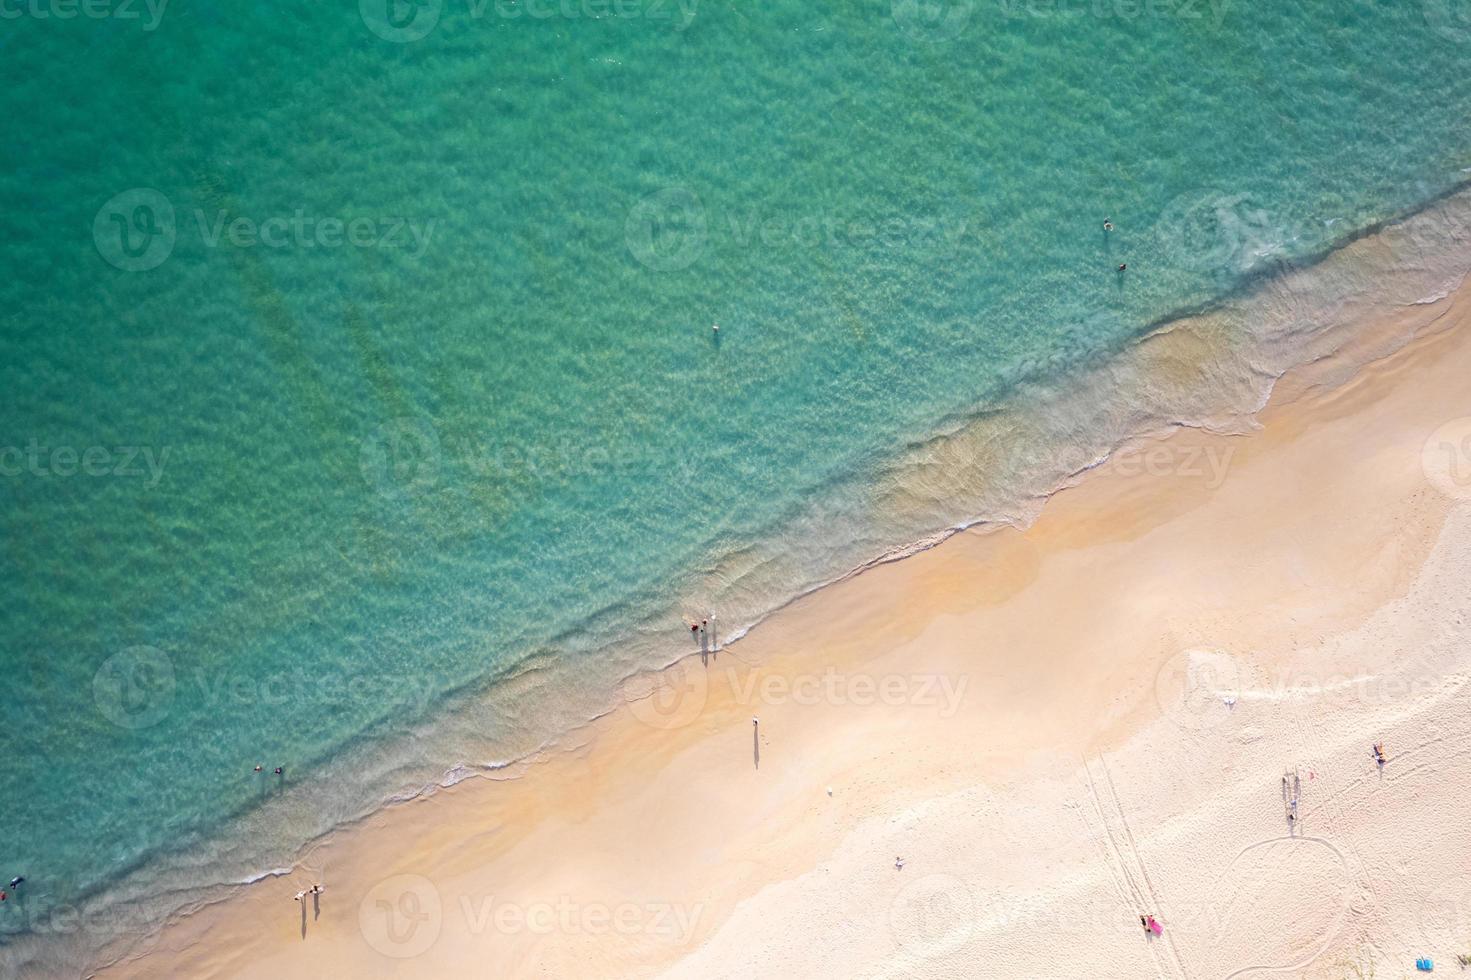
left=300, top=898, right=307, bottom=940
left=313, top=890, right=321, bottom=921
left=753, top=723, right=760, bottom=770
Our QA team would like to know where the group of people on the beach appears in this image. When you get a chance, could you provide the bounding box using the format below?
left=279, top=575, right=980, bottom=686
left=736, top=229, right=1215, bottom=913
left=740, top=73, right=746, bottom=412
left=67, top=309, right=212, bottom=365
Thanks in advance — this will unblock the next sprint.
left=1282, top=768, right=1302, bottom=827
left=293, top=883, right=325, bottom=903
left=0, top=875, right=25, bottom=903
left=687, top=615, right=717, bottom=653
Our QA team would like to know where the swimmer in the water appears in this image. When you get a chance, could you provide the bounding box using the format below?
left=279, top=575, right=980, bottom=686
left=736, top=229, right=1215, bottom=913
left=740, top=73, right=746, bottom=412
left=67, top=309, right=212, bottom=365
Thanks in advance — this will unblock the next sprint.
left=1103, top=219, right=1113, bottom=232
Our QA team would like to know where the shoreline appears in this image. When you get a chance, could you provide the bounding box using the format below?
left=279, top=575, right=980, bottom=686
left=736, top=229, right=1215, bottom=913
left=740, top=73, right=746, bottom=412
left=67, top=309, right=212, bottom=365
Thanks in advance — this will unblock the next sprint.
left=36, top=186, right=1458, bottom=953
left=79, top=215, right=1471, bottom=976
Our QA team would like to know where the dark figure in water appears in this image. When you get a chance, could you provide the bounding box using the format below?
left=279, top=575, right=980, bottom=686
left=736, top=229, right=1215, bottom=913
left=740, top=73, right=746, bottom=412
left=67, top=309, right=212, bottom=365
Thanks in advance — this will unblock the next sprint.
left=1118, top=263, right=1127, bottom=272
left=274, top=767, right=284, bottom=776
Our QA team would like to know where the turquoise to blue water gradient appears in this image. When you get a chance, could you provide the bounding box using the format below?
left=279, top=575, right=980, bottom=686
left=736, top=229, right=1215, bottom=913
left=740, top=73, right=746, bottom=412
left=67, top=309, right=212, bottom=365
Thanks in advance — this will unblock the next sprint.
left=2, top=0, right=1470, bottom=951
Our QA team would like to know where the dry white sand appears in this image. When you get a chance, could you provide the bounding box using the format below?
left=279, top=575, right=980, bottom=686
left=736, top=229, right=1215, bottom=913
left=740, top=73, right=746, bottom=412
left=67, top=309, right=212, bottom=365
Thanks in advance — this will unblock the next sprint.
left=94, top=256, right=1471, bottom=979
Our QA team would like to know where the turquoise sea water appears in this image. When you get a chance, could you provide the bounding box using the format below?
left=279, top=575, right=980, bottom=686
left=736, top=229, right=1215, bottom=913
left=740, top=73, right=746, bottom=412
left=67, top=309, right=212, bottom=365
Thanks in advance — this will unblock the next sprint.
left=3, top=0, right=1471, bottom=969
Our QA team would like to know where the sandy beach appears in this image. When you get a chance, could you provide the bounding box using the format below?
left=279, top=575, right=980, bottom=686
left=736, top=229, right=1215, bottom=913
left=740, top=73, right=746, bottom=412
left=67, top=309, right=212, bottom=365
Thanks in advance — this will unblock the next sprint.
left=89, top=247, right=1471, bottom=978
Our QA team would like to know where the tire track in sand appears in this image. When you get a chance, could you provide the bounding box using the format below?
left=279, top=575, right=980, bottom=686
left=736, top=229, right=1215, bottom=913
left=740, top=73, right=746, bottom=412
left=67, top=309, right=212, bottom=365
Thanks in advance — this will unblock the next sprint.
left=1082, top=754, right=1190, bottom=979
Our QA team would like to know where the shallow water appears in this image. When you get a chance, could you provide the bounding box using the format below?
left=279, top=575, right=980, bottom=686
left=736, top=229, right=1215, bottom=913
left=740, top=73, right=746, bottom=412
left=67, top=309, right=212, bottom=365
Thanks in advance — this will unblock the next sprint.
left=2, top=0, right=1471, bottom=969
